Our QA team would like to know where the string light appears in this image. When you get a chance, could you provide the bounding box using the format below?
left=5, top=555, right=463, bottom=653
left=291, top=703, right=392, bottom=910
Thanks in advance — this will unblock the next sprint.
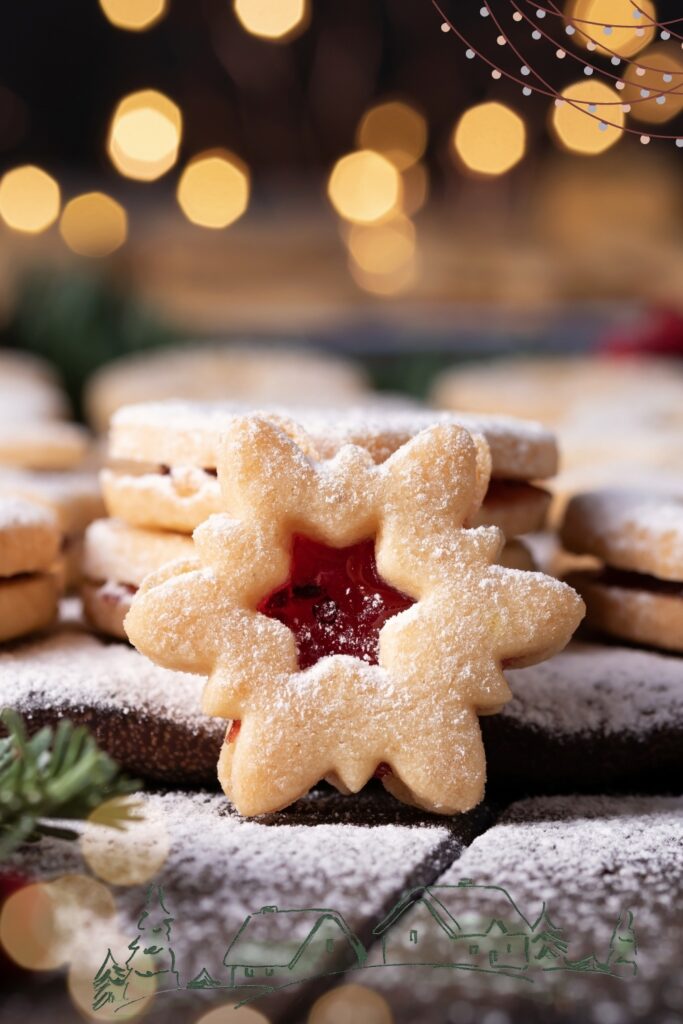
left=108, top=89, right=182, bottom=182
left=552, top=79, right=625, bottom=153
left=233, top=0, right=310, bottom=42
left=60, top=193, right=127, bottom=257
left=177, top=150, right=250, bottom=229
left=327, top=150, right=402, bottom=224
left=622, top=44, right=683, bottom=123
left=453, top=102, right=526, bottom=176
left=432, top=0, right=683, bottom=144
left=567, top=0, right=656, bottom=58
left=0, top=165, right=60, bottom=233
left=357, top=101, right=428, bottom=170
left=98, top=0, right=167, bottom=32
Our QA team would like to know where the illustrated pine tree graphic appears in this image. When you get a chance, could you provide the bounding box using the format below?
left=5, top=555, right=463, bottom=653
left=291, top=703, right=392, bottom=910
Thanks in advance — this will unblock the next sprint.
left=608, top=909, right=638, bottom=977
left=123, top=885, right=180, bottom=1001
left=92, top=949, right=129, bottom=1011
left=531, top=909, right=569, bottom=962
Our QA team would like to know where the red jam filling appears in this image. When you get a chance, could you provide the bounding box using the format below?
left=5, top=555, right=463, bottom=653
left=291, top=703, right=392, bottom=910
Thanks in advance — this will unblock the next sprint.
left=257, top=534, right=415, bottom=671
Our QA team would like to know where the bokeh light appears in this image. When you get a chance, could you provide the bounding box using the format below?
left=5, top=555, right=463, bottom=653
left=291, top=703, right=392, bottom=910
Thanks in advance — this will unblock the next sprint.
left=567, top=0, right=656, bottom=58
left=60, top=193, right=128, bottom=257
left=0, top=882, right=56, bottom=970
left=552, top=80, right=624, bottom=154
left=69, top=953, right=156, bottom=1022
left=0, top=165, right=60, bottom=234
left=400, top=162, right=429, bottom=216
left=177, top=149, right=250, bottom=229
left=99, top=0, right=168, bottom=31
left=80, top=797, right=169, bottom=885
left=453, top=102, right=526, bottom=177
left=328, top=150, right=402, bottom=225
left=357, top=101, right=427, bottom=170
left=233, top=0, right=310, bottom=42
left=108, top=89, right=182, bottom=181
left=194, top=1004, right=272, bottom=1023
left=347, top=215, right=415, bottom=275
left=308, top=984, right=394, bottom=1024
left=623, top=44, right=683, bottom=124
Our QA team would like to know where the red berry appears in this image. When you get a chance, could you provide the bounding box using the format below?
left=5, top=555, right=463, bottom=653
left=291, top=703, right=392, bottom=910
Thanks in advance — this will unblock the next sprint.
left=259, top=535, right=414, bottom=670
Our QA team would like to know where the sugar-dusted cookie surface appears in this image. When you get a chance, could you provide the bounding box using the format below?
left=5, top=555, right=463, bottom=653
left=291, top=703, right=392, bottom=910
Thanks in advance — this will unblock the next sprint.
left=82, top=518, right=194, bottom=639
left=0, top=621, right=224, bottom=784
left=483, top=641, right=683, bottom=791
left=108, top=401, right=558, bottom=479
left=126, top=417, right=583, bottom=817
left=563, top=488, right=683, bottom=581
left=0, top=495, right=60, bottom=577
left=0, top=421, right=89, bottom=470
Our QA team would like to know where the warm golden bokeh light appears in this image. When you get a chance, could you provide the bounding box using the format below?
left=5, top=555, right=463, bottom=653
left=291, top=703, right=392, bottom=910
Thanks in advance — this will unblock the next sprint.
left=60, top=193, right=128, bottom=257
left=80, top=797, right=169, bottom=885
left=0, top=882, right=56, bottom=970
left=401, top=162, right=429, bottom=216
left=108, top=89, right=182, bottom=181
left=69, top=957, right=156, bottom=1022
left=623, top=44, right=683, bottom=124
left=177, top=149, right=250, bottom=229
left=453, top=102, right=526, bottom=177
left=347, top=215, right=415, bottom=275
left=194, top=1003, right=272, bottom=1023
left=233, top=0, right=309, bottom=41
left=328, top=150, right=402, bottom=225
left=0, top=874, right=119, bottom=973
left=567, top=0, right=656, bottom=58
left=0, top=165, right=60, bottom=234
left=308, top=984, right=394, bottom=1024
left=99, top=0, right=167, bottom=31
left=552, top=80, right=625, bottom=154
left=357, top=101, right=427, bottom=170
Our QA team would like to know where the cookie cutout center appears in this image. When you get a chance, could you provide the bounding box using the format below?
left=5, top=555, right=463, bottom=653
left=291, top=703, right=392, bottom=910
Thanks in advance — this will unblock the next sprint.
left=258, top=533, right=414, bottom=670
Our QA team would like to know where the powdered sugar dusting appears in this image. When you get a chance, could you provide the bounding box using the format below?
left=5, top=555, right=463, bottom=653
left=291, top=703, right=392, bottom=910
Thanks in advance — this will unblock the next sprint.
left=503, top=641, right=683, bottom=736
left=563, top=488, right=683, bottom=580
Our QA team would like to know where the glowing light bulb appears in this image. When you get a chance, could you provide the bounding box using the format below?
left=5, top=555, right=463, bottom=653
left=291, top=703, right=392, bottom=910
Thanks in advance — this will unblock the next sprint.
left=60, top=193, right=128, bottom=257
left=99, top=0, right=167, bottom=31
left=552, top=80, right=624, bottom=154
left=328, top=150, right=402, bottom=225
left=177, top=150, right=250, bottom=229
left=453, top=102, right=526, bottom=176
left=108, top=89, right=181, bottom=181
left=357, top=101, right=427, bottom=170
left=233, top=0, right=309, bottom=42
left=0, top=165, right=60, bottom=233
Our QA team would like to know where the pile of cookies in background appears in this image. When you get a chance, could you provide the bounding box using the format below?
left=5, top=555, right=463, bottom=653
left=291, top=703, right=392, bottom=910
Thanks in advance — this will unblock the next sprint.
left=1, top=339, right=682, bottom=789
left=1, top=338, right=683, bottom=1024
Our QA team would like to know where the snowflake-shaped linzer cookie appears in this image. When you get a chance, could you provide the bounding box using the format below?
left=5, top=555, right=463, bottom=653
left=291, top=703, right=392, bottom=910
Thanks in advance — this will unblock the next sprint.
left=125, top=417, right=584, bottom=816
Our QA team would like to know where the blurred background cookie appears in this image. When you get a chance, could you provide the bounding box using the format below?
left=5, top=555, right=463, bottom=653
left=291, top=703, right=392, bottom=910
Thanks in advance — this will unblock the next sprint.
left=85, top=343, right=371, bottom=432
left=0, top=495, right=60, bottom=642
left=562, top=489, right=683, bottom=653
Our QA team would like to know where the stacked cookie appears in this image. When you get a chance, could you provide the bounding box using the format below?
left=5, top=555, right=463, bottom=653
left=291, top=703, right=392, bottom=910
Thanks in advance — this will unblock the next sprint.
left=0, top=348, right=100, bottom=590
left=100, top=402, right=556, bottom=571
left=562, top=489, right=683, bottom=653
left=431, top=355, right=683, bottom=519
left=0, top=496, right=60, bottom=642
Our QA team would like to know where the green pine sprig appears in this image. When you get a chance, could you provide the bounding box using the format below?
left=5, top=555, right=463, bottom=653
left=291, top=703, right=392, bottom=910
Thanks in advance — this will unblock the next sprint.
left=0, top=709, right=142, bottom=860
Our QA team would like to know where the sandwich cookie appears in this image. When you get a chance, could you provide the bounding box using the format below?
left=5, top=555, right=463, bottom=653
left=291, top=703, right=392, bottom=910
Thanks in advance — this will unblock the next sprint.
left=82, top=518, right=194, bottom=639
left=562, top=489, right=683, bottom=653
left=0, top=496, right=60, bottom=642
left=102, top=402, right=555, bottom=537
left=0, top=469, right=104, bottom=589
